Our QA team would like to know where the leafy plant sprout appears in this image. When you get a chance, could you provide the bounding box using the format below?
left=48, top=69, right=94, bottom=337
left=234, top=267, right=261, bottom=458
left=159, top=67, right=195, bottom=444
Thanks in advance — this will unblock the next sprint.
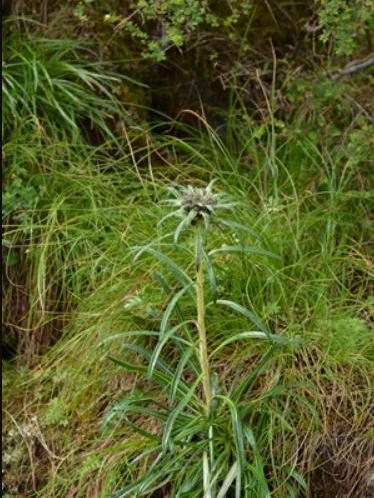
left=105, top=181, right=300, bottom=497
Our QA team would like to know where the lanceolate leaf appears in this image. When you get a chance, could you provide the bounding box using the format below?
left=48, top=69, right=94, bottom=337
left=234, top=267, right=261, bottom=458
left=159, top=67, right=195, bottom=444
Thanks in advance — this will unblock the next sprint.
left=154, top=271, right=193, bottom=340
left=195, top=226, right=204, bottom=269
left=203, top=451, right=212, bottom=498
left=210, top=331, right=272, bottom=357
left=203, top=249, right=217, bottom=301
left=135, top=247, right=193, bottom=289
left=215, top=217, right=263, bottom=242
left=201, top=211, right=210, bottom=232
left=243, top=427, right=271, bottom=497
left=216, top=461, right=238, bottom=498
left=232, top=345, right=277, bottom=403
left=158, top=209, right=181, bottom=227
left=149, top=320, right=194, bottom=377
left=132, top=233, right=172, bottom=260
left=209, top=245, right=280, bottom=260
left=160, top=285, right=193, bottom=335
left=102, top=394, right=159, bottom=427
left=118, top=415, right=162, bottom=442
left=174, top=209, right=196, bottom=243
left=210, top=331, right=299, bottom=357
left=113, top=447, right=198, bottom=498
left=214, top=395, right=245, bottom=496
left=154, top=271, right=199, bottom=374
left=162, top=376, right=201, bottom=450
left=98, top=330, right=159, bottom=347
left=109, top=355, right=191, bottom=400
left=119, top=343, right=170, bottom=372
left=170, top=347, right=194, bottom=404
left=216, top=299, right=271, bottom=336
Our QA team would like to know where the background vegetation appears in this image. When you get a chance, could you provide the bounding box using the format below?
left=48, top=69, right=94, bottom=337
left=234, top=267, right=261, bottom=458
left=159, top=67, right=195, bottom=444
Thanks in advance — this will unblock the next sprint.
left=2, top=1, right=373, bottom=497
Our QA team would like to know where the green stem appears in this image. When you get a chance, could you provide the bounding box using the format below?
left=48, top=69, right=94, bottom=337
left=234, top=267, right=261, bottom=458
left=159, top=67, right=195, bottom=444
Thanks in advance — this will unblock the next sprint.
left=195, top=229, right=213, bottom=496
left=196, top=253, right=212, bottom=417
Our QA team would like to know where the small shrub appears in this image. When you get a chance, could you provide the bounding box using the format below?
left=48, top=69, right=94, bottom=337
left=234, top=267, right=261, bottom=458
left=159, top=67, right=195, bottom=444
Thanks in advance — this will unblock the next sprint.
left=76, top=0, right=252, bottom=62
left=317, top=0, right=373, bottom=55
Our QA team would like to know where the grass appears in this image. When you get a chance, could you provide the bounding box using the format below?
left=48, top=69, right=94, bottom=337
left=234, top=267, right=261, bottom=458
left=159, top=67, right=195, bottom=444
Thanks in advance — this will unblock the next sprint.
left=3, top=17, right=373, bottom=496
left=3, top=104, right=372, bottom=496
left=2, top=18, right=138, bottom=143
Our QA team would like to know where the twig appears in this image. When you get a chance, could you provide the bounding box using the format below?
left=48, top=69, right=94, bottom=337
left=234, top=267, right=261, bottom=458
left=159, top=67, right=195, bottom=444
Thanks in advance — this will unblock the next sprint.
left=329, top=55, right=374, bottom=80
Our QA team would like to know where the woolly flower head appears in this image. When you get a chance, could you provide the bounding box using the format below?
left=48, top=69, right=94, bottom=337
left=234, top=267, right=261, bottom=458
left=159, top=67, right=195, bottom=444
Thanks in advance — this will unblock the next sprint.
left=160, top=181, right=235, bottom=242
left=165, top=181, right=231, bottom=217
left=180, top=184, right=219, bottom=216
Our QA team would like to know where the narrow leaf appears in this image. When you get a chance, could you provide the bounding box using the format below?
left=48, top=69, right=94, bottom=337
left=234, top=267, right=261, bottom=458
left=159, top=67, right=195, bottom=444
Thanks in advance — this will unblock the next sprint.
left=174, top=210, right=196, bottom=243
left=162, top=376, right=201, bottom=450
left=244, top=427, right=271, bottom=497
left=215, top=218, right=263, bottom=242
left=170, top=347, right=194, bottom=404
left=135, top=247, right=193, bottom=289
left=160, top=285, right=192, bottom=335
left=203, top=451, right=212, bottom=498
left=216, top=299, right=270, bottom=336
left=98, top=330, right=159, bottom=347
left=109, top=356, right=191, bottom=399
left=209, top=245, right=280, bottom=260
left=210, top=331, right=270, bottom=357
left=203, top=249, right=217, bottom=301
left=214, top=395, right=245, bottom=489
left=149, top=320, right=194, bottom=377
left=195, top=227, right=204, bottom=269
left=216, top=461, right=238, bottom=498
left=232, top=345, right=277, bottom=403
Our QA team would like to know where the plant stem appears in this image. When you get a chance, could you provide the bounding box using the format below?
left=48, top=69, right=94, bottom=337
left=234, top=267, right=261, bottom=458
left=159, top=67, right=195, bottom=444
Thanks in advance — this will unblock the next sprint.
left=196, top=254, right=212, bottom=417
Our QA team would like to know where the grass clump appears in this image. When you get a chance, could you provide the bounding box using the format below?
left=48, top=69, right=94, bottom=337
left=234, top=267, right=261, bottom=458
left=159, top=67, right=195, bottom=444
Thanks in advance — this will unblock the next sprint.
left=3, top=95, right=372, bottom=496
left=2, top=16, right=140, bottom=228
left=2, top=18, right=129, bottom=142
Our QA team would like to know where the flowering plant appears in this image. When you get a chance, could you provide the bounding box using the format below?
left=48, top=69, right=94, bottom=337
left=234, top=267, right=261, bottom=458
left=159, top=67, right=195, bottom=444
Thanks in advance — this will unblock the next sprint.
left=104, top=182, right=298, bottom=497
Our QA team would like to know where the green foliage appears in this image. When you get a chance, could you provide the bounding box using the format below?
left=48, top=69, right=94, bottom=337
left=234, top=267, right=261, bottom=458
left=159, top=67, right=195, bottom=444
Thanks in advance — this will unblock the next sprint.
left=2, top=18, right=133, bottom=223
left=321, top=316, right=373, bottom=364
left=2, top=154, right=40, bottom=221
left=2, top=27, right=124, bottom=141
left=78, top=0, right=251, bottom=61
left=3, top=110, right=371, bottom=495
left=2, top=3, right=373, bottom=497
left=104, top=183, right=299, bottom=496
left=317, top=0, right=373, bottom=55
